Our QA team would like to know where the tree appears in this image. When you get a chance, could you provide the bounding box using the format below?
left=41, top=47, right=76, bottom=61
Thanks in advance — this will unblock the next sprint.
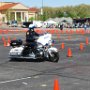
left=37, top=4, right=90, bottom=21
left=29, top=17, right=35, bottom=21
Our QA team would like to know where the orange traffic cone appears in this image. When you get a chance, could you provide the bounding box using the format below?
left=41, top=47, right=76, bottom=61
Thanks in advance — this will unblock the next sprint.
left=81, top=30, right=85, bottom=35
left=2, top=36, right=5, bottom=42
left=7, top=37, right=11, bottom=43
left=6, top=37, right=11, bottom=46
left=61, top=43, right=64, bottom=49
left=51, top=30, right=53, bottom=34
left=67, top=48, right=72, bottom=57
left=3, top=40, right=7, bottom=47
left=79, top=43, right=84, bottom=51
left=0, top=30, right=2, bottom=34
left=71, top=30, right=74, bottom=34
left=86, top=37, right=89, bottom=45
left=54, top=79, right=60, bottom=90
left=76, top=30, right=79, bottom=34
left=7, top=42, right=10, bottom=46
left=66, top=30, right=68, bottom=34
left=56, top=30, right=58, bottom=34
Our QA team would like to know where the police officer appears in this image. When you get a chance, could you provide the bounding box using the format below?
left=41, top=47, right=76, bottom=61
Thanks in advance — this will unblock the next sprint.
left=26, top=22, right=39, bottom=48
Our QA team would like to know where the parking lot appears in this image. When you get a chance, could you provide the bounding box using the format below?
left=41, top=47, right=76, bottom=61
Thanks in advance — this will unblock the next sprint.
left=0, top=29, right=90, bottom=90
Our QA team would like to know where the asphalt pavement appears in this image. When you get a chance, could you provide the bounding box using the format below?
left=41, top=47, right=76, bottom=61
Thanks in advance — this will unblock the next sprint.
left=0, top=30, right=90, bottom=90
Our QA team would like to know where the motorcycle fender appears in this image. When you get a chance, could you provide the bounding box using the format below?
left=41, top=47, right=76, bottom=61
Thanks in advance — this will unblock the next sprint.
left=48, top=47, right=58, bottom=54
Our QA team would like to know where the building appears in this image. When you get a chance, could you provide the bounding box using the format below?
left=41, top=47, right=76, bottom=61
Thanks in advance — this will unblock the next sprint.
left=0, top=2, right=39, bottom=23
left=29, top=7, right=39, bottom=20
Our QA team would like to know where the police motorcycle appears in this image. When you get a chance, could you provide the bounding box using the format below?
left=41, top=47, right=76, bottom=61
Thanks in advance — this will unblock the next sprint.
left=9, top=24, right=59, bottom=62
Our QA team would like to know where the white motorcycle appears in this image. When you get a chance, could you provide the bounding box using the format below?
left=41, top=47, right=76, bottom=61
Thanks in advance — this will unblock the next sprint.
left=9, top=30, right=59, bottom=62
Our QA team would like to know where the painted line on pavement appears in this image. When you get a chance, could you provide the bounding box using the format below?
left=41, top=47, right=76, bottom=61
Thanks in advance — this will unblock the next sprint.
left=0, top=77, right=31, bottom=84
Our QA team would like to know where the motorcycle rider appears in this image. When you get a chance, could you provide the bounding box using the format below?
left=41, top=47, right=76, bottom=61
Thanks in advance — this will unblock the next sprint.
left=23, top=22, right=39, bottom=56
left=26, top=22, right=39, bottom=46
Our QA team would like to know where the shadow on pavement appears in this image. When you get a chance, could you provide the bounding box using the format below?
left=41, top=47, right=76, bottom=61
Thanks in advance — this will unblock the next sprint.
left=9, top=58, right=45, bottom=63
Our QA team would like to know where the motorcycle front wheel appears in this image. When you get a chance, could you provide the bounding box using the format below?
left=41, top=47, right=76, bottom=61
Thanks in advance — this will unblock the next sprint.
left=49, top=52, right=59, bottom=62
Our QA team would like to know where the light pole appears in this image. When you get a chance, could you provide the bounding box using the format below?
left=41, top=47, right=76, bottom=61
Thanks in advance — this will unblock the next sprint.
left=41, top=0, right=43, bottom=15
left=64, top=12, right=67, bottom=17
left=0, top=2, right=2, bottom=24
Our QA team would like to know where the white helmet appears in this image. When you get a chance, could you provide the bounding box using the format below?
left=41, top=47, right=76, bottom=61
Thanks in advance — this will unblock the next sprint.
left=29, top=23, right=35, bottom=30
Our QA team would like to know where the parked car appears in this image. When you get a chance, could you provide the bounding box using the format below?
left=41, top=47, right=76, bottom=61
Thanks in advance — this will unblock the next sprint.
left=8, top=20, right=18, bottom=27
left=22, top=22, right=32, bottom=28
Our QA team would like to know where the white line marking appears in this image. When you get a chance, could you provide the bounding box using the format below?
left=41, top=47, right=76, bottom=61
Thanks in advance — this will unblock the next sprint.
left=22, top=82, right=28, bottom=85
left=33, top=76, right=39, bottom=78
left=0, top=77, right=31, bottom=84
left=74, top=82, right=80, bottom=85
left=41, top=84, right=47, bottom=87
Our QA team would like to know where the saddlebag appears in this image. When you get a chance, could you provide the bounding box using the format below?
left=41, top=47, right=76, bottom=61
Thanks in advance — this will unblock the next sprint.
left=10, top=39, right=23, bottom=47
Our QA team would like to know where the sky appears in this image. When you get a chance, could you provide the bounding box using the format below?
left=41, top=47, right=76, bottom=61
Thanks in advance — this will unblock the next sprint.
left=0, top=0, right=90, bottom=7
